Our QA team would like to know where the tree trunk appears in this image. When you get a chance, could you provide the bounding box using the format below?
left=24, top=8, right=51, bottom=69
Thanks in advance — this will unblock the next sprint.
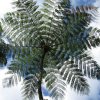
left=38, top=80, right=44, bottom=100
left=38, top=51, right=46, bottom=100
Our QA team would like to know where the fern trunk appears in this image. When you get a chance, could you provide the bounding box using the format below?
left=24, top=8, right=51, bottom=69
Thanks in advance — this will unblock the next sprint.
left=38, top=80, right=43, bottom=100
left=38, top=50, right=46, bottom=100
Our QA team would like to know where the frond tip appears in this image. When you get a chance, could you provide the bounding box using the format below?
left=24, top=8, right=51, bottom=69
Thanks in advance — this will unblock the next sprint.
left=3, top=71, right=21, bottom=88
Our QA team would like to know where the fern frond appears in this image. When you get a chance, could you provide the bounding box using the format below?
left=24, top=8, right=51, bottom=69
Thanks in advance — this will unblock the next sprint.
left=45, top=68, right=67, bottom=100
left=60, top=60, right=89, bottom=94
left=73, top=51, right=100, bottom=78
left=1, top=0, right=42, bottom=45
left=3, top=71, right=21, bottom=87
left=22, top=74, right=38, bottom=100
left=0, top=38, right=10, bottom=65
left=1, top=0, right=100, bottom=99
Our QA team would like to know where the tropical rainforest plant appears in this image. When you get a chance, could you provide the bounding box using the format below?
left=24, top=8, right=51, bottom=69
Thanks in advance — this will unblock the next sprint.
left=1, top=0, right=100, bottom=100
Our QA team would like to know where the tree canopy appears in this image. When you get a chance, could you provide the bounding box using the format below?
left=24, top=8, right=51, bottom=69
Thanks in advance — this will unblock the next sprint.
left=1, top=0, right=100, bottom=100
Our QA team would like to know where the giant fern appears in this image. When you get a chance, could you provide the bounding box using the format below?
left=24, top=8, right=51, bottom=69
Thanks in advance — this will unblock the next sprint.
left=1, top=0, right=100, bottom=100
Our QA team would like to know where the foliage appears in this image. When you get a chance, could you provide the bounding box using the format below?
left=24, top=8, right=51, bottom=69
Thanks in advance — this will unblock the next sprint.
left=1, top=0, right=100, bottom=100
left=0, top=23, right=10, bottom=66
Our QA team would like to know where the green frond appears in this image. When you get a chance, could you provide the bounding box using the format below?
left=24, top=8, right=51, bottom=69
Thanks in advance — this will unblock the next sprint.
left=60, top=0, right=71, bottom=8
left=0, top=22, right=3, bottom=33
left=73, top=51, right=100, bottom=78
left=3, top=71, right=21, bottom=87
left=60, top=60, right=89, bottom=94
left=45, top=68, right=67, bottom=100
left=1, top=0, right=100, bottom=99
left=1, top=0, right=41, bottom=44
left=0, top=39, right=10, bottom=65
left=22, top=74, right=38, bottom=100
left=8, top=48, right=42, bottom=76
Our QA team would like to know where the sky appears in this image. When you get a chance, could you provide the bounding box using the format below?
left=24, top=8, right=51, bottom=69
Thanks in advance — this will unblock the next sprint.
left=0, top=0, right=100, bottom=100
left=71, top=0, right=96, bottom=7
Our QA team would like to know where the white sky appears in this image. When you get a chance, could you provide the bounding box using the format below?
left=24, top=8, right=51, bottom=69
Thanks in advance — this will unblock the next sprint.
left=0, top=0, right=14, bottom=18
left=0, top=0, right=100, bottom=100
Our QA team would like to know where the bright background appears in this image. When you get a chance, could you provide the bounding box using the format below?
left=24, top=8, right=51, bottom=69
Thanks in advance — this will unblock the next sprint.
left=0, top=0, right=100, bottom=100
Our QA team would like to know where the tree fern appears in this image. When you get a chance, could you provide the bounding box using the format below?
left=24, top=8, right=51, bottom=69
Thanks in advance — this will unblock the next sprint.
left=1, top=0, right=100, bottom=100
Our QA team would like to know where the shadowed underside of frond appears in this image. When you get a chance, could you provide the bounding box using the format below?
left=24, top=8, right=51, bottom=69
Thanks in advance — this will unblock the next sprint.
left=0, top=39, right=10, bottom=65
left=53, top=27, right=100, bottom=64
left=8, top=48, right=43, bottom=77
